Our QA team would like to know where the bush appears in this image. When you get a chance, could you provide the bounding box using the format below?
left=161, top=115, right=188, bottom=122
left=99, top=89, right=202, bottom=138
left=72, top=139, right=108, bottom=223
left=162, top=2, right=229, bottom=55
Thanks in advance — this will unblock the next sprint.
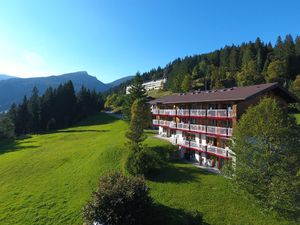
left=126, top=146, right=164, bottom=176
left=82, top=172, right=153, bottom=225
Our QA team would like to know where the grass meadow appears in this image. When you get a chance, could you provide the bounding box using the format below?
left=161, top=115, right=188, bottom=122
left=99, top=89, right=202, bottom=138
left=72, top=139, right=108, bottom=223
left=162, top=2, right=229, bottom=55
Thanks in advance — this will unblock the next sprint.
left=0, top=113, right=297, bottom=224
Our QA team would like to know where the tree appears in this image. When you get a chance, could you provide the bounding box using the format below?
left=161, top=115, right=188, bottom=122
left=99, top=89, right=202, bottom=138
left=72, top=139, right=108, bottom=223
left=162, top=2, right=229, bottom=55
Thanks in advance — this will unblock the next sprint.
left=28, top=86, right=41, bottom=132
left=232, top=98, right=300, bottom=217
left=82, top=172, right=153, bottom=225
left=123, top=73, right=148, bottom=121
left=237, top=60, right=264, bottom=86
left=16, top=96, right=30, bottom=134
left=266, top=60, right=288, bottom=86
left=0, top=117, right=15, bottom=140
left=290, top=75, right=300, bottom=110
left=181, top=74, right=192, bottom=92
left=125, top=146, right=163, bottom=176
left=125, top=99, right=150, bottom=151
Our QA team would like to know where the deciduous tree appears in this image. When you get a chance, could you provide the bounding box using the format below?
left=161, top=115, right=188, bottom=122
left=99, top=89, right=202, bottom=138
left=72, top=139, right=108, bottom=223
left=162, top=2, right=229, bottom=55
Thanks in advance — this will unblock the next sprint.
left=233, top=98, right=300, bottom=217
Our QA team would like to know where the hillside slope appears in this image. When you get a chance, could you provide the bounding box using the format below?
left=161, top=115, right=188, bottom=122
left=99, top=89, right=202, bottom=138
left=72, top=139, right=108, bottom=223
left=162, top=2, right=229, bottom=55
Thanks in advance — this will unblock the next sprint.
left=0, top=114, right=296, bottom=225
left=0, top=71, right=106, bottom=111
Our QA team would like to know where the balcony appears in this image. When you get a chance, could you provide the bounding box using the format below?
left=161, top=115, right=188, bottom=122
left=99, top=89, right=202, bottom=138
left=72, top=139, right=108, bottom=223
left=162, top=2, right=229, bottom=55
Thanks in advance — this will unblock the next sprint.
left=152, top=119, right=159, bottom=126
left=177, top=122, right=190, bottom=131
left=169, top=121, right=177, bottom=129
left=177, top=139, right=190, bottom=148
left=177, top=109, right=189, bottom=117
left=207, top=126, right=231, bottom=137
left=152, top=109, right=159, bottom=115
left=152, top=108, right=233, bottom=119
left=159, top=120, right=170, bottom=127
left=207, top=145, right=227, bottom=157
left=159, top=109, right=176, bottom=116
left=190, top=109, right=206, bottom=117
left=190, top=124, right=206, bottom=133
left=228, top=128, right=233, bottom=137
left=190, top=141, right=206, bottom=151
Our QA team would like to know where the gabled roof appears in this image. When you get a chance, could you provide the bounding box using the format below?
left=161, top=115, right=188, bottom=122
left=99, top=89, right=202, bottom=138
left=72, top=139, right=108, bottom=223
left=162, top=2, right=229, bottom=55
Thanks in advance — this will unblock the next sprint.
left=149, top=83, right=298, bottom=105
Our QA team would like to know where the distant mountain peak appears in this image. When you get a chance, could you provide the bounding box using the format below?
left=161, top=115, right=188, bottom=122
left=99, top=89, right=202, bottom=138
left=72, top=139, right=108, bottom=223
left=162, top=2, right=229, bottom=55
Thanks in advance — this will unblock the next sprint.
left=0, top=72, right=131, bottom=112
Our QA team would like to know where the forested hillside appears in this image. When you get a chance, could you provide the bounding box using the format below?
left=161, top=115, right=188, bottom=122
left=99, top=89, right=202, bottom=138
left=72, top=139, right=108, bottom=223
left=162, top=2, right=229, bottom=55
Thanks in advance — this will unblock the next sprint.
left=108, top=35, right=300, bottom=99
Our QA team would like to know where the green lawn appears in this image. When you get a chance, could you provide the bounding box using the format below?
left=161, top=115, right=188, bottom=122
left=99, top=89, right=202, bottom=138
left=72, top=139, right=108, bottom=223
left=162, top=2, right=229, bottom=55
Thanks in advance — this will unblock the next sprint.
left=0, top=113, right=296, bottom=225
left=147, top=89, right=173, bottom=99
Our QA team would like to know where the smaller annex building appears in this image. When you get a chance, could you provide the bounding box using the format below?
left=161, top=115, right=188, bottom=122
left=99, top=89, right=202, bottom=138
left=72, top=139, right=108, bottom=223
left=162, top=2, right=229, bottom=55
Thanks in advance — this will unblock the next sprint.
left=149, top=82, right=298, bottom=170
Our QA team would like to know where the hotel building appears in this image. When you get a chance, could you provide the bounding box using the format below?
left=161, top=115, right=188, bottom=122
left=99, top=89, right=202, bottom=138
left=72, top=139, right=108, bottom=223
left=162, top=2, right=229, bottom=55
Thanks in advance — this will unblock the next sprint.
left=149, top=82, right=297, bottom=170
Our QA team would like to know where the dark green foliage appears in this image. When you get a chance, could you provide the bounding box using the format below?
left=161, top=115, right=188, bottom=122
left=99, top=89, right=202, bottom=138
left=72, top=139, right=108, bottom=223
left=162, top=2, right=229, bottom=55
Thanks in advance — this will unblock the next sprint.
left=125, top=146, right=164, bottom=176
left=233, top=98, right=300, bottom=217
left=123, top=73, right=148, bottom=121
left=125, top=99, right=151, bottom=145
left=104, top=93, right=126, bottom=113
left=0, top=116, right=15, bottom=140
left=237, top=60, right=264, bottom=86
left=290, top=75, right=300, bottom=110
left=8, top=81, right=104, bottom=134
left=106, top=34, right=300, bottom=96
left=181, top=74, right=192, bottom=92
left=82, top=172, right=153, bottom=225
left=266, top=60, right=288, bottom=86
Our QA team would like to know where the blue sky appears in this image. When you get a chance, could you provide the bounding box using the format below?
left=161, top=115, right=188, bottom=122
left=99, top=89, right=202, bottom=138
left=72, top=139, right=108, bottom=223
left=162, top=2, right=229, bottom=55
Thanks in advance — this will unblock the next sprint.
left=0, top=0, right=299, bottom=83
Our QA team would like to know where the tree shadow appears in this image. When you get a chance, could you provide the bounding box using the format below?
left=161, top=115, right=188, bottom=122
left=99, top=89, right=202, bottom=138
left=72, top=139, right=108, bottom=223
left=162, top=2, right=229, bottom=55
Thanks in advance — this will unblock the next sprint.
left=0, top=140, right=39, bottom=155
left=76, top=112, right=120, bottom=127
left=55, top=129, right=110, bottom=134
left=147, top=162, right=205, bottom=183
left=148, top=203, right=210, bottom=225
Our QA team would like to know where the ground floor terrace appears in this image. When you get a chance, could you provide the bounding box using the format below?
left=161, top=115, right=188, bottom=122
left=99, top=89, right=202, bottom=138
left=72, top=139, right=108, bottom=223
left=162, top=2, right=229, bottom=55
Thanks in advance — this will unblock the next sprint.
left=154, top=126, right=236, bottom=170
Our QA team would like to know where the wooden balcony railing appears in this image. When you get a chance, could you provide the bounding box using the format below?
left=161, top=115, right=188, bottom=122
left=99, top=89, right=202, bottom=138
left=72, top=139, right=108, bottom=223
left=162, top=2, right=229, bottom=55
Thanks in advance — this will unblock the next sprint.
left=177, top=122, right=190, bottom=131
left=190, top=109, right=206, bottom=117
left=207, top=145, right=227, bottom=157
left=207, top=126, right=231, bottom=137
left=228, top=128, right=233, bottom=137
left=152, top=119, right=159, bottom=125
left=152, top=109, right=159, bottom=115
left=169, top=121, right=177, bottom=129
left=159, top=120, right=170, bottom=127
left=190, top=124, right=206, bottom=133
left=153, top=108, right=233, bottom=119
left=190, top=141, right=206, bottom=151
left=159, top=109, right=176, bottom=116
left=177, top=139, right=190, bottom=148
left=177, top=109, right=189, bottom=116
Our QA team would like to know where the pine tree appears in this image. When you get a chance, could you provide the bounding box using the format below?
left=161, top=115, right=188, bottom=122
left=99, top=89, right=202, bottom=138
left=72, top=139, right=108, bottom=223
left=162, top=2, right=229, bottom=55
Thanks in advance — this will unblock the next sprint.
left=123, top=73, right=147, bottom=121
left=16, top=96, right=30, bottom=134
left=125, top=99, right=149, bottom=152
left=28, top=86, right=41, bottom=132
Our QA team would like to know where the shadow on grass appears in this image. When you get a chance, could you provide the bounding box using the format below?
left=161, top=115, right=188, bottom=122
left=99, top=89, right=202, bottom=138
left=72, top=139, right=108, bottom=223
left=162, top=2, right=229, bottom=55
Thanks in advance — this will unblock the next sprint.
left=76, top=112, right=120, bottom=127
left=0, top=140, right=39, bottom=155
left=150, top=203, right=210, bottom=225
left=55, top=129, right=110, bottom=134
left=147, top=161, right=204, bottom=183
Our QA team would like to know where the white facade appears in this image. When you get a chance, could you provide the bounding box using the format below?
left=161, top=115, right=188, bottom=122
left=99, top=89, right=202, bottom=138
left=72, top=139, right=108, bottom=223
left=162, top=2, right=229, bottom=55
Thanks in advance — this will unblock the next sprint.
left=126, top=78, right=166, bottom=94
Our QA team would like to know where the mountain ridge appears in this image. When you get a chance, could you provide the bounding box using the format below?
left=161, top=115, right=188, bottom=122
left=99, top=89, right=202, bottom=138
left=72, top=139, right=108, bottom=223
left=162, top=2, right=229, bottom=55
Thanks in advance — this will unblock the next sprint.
left=0, top=71, right=133, bottom=111
left=0, top=74, right=17, bottom=80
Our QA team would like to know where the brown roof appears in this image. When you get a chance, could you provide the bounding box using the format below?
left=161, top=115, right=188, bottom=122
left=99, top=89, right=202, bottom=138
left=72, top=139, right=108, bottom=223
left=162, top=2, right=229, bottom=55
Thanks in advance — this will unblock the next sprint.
left=149, top=83, right=298, bottom=105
